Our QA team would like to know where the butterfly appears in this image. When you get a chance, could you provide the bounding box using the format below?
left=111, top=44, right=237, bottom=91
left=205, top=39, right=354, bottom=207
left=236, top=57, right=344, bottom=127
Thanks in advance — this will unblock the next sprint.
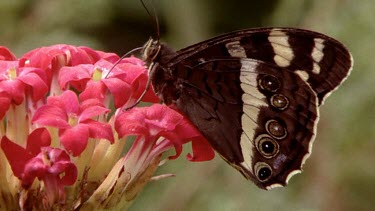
left=140, top=27, right=352, bottom=190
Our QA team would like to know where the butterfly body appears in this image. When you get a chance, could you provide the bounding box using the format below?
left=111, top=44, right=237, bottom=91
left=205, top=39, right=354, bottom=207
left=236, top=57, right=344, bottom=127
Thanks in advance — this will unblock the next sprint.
left=142, top=28, right=352, bottom=189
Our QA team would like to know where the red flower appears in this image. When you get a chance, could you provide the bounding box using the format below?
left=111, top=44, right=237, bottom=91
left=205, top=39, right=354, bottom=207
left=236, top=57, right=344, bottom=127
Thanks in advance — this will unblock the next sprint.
left=0, top=128, right=77, bottom=190
left=20, top=44, right=101, bottom=70
left=59, top=59, right=132, bottom=108
left=19, top=45, right=102, bottom=92
left=0, top=60, right=48, bottom=104
left=0, top=91, right=11, bottom=119
left=115, top=104, right=215, bottom=163
left=117, top=57, right=159, bottom=103
left=32, top=90, right=114, bottom=156
left=0, top=46, right=17, bottom=61
left=94, top=50, right=120, bottom=63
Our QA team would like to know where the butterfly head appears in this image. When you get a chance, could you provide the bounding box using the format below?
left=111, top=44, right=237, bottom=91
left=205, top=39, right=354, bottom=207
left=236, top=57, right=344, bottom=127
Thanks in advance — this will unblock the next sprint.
left=142, top=37, right=161, bottom=65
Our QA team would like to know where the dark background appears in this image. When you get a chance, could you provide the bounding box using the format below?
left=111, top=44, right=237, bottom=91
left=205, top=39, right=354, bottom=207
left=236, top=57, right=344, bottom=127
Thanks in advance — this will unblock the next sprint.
left=1, top=0, right=373, bottom=210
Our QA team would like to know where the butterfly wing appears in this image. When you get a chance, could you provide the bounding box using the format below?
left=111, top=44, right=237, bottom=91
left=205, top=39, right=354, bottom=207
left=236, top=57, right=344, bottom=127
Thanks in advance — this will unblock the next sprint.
left=148, top=27, right=352, bottom=189
left=165, top=27, right=352, bottom=105
left=168, top=58, right=318, bottom=189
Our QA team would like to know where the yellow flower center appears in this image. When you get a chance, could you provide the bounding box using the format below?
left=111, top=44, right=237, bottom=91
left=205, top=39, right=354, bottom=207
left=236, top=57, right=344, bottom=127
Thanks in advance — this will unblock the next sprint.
left=92, top=68, right=103, bottom=81
left=7, top=67, right=17, bottom=80
left=42, top=151, right=52, bottom=166
left=68, top=114, right=78, bottom=126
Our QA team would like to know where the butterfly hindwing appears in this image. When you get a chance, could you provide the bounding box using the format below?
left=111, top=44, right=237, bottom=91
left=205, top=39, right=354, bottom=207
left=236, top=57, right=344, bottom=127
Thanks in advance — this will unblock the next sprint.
left=168, top=58, right=318, bottom=189
left=143, top=27, right=352, bottom=189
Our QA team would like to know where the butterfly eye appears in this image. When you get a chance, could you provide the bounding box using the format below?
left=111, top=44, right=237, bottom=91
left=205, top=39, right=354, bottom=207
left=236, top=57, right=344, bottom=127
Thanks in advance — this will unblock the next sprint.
left=254, top=162, right=272, bottom=182
left=258, top=75, right=281, bottom=92
left=266, top=119, right=287, bottom=139
left=255, top=134, right=279, bottom=158
left=142, top=39, right=161, bottom=62
left=270, top=94, right=289, bottom=110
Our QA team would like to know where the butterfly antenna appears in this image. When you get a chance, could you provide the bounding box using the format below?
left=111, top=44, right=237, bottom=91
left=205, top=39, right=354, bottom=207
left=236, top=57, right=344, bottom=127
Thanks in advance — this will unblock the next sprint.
left=152, top=0, right=160, bottom=40
left=103, top=46, right=143, bottom=79
left=140, top=0, right=160, bottom=40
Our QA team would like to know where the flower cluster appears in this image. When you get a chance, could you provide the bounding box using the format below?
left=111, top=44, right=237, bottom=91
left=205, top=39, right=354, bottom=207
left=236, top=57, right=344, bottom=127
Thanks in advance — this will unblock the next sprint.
left=0, top=45, right=214, bottom=210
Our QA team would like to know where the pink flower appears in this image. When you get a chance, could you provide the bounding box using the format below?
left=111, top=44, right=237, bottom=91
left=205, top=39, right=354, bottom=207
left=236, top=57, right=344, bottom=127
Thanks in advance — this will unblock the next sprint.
left=19, top=45, right=102, bottom=93
left=20, top=44, right=101, bottom=70
left=117, top=57, right=160, bottom=103
left=116, top=104, right=215, bottom=164
left=0, top=60, right=48, bottom=105
left=84, top=104, right=214, bottom=209
left=1, top=129, right=77, bottom=209
left=0, top=91, right=11, bottom=119
left=32, top=90, right=114, bottom=156
left=0, top=46, right=17, bottom=61
left=59, top=59, right=132, bottom=108
left=0, top=128, right=77, bottom=196
left=94, top=50, right=121, bottom=63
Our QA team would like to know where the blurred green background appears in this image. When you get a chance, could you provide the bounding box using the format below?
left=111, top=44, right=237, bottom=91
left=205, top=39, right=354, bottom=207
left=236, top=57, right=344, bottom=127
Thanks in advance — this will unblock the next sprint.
left=1, top=0, right=373, bottom=210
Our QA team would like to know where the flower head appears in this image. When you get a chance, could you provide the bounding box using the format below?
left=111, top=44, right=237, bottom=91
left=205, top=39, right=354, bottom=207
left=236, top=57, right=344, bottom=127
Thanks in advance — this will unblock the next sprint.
left=1, top=128, right=77, bottom=208
left=32, top=90, right=114, bottom=156
left=0, top=44, right=215, bottom=210
left=0, top=60, right=48, bottom=105
left=117, top=57, right=160, bottom=103
left=116, top=104, right=215, bottom=163
left=59, top=59, right=133, bottom=108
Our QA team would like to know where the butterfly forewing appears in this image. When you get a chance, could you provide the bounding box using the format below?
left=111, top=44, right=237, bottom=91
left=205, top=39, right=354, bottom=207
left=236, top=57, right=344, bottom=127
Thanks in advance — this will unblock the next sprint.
left=165, top=28, right=352, bottom=105
left=144, top=27, right=352, bottom=189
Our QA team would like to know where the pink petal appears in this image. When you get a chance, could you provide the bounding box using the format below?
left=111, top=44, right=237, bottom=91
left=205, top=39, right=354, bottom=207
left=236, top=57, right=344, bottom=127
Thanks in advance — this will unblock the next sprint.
left=102, top=77, right=131, bottom=108
left=74, top=46, right=101, bottom=64
left=147, top=104, right=184, bottom=131
left=78, top=81, right=106, bottom=103
left=59, top=125, right=89, bottom=156
left=79, top=99, right=109, bottom=122
left=17, top=68, right=49, bottom=101
left=22, top=156, right=48, bottom=187
left=22, top=147, right=78, bottom=188
left=119, top=56, right=145, bottom=66
left=84, top=119, right=114, bottom=143
left=0, top=79, right=26, bottom=105
left=0, top=91, right=11, bottom=119
left=47, top=90, right=80, bottom=114
left=20, top=46, right=68, bottom=70
left=130, top=72, right=160, bottom=103
left=46, top=149, right=77, bottom=185
left=32, top=105, right=70, bottom=128
left=20, top=45, right=101, bottom=76
left=26, top=128, right=52, bottom=155
left=115, top=104, right=185, bottom=138
left=95, top=50, right=120, bottom=63
left=1, top=136, right=32, bottom=178
left=49, top=160, right=77, bottom=186
left=0, top=46, right=17, bottom=61
left=167, top=107, right=215, bottom=161
left=61, top=90, right=81, bottom=114
left=58, top=64, right=92, bottom=90
left=117, top=61, right=159, bottom=103
left=186, top=137, right=215, bottom=161
left=115, top=109, right=150, bottom=137
left=88, top=59, right=126, bottom=81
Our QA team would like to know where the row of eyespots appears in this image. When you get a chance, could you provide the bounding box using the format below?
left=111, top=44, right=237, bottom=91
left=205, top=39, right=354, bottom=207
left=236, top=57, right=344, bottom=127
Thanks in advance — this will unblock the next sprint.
left=254, top=74, right=289, bottom=182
